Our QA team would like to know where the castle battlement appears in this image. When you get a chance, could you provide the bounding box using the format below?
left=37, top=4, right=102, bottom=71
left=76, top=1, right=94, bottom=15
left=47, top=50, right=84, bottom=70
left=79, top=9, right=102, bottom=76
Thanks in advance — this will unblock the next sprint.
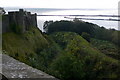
left=2, top=9, right=37, bottom=33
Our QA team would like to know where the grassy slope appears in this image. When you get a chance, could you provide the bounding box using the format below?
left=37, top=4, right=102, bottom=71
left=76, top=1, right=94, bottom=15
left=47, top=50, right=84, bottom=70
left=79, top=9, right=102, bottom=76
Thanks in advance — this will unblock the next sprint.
left=50, top=32, right=119, bottom=63
left=91, top=38, right=120, bottom=60
left=49, top=32, right=120, bottom=78
left=2, top=28, right=49, bottom=64
left=2, top=28, right=120, bottom=79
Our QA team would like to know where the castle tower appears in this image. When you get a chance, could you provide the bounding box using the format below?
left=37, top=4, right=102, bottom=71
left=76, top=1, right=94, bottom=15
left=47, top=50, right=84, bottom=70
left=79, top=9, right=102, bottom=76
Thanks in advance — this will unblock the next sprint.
left=31, top=13, right=37, bottom=27
left=2, top=9, right=37, bottom=33
left=17, top=9, right=26, bottom=33
left=8, top=9, right=25, bottom=33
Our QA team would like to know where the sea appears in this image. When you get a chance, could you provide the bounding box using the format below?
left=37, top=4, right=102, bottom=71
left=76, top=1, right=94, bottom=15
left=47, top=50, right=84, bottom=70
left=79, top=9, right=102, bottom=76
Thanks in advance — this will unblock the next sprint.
left=4, top=7, right=119, bottom=31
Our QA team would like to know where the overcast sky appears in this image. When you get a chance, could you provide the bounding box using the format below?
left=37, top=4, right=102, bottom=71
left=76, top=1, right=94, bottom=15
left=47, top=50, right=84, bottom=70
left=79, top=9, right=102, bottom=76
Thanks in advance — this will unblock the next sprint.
left=0, top=0, right=119, bottom=9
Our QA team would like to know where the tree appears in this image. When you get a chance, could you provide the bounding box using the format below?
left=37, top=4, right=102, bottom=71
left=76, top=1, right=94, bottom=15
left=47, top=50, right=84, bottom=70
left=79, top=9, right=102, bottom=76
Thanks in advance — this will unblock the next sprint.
left=44, top=20, right=95, bottom=35
left=43, top=20, right=53, bottom=32
left=81, top=32, right=91, bottom=42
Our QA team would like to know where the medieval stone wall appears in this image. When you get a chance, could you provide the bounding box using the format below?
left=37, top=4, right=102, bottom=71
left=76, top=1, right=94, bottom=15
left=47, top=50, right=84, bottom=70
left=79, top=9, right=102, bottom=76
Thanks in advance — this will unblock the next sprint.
left=2, top=15, right=9, bottom=33
left=2, top=9, right=37, bottom=33
left=31, top=14, right=37, bottom=27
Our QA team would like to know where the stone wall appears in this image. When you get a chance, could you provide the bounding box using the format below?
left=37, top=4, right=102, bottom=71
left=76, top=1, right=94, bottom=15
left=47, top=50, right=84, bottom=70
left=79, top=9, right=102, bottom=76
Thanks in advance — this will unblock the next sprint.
left=2, top=15, right=9, bottom=33
left=31, top=13, right=37, bottom=27
left=2, top=9, right=37, bottom=33
left=1, top=54, right=58, bottom=79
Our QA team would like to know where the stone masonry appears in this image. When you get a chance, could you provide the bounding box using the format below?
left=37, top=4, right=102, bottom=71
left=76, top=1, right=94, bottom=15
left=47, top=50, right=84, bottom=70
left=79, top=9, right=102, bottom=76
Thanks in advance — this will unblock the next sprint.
left=2, top=9, right=37, bottom=33
left=0, top=54, right=58, bottom=79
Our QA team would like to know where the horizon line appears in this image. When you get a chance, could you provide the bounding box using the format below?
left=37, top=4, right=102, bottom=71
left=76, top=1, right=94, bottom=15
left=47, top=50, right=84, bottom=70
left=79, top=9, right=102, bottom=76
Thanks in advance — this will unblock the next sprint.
left=2, top=7, right=117, bottom=10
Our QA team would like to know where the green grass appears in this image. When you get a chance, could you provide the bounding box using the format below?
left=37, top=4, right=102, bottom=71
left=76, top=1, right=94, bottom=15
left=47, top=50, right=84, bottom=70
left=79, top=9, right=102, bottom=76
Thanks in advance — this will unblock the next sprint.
left=2, top=29, right=120, bottom=79
left=91, top=38, right=120, bottom=60
left=49, top=32, right=120, bottom=79
left=2, top=28, right=49, bottom=64
left=51, top=32, right=119, bottom=63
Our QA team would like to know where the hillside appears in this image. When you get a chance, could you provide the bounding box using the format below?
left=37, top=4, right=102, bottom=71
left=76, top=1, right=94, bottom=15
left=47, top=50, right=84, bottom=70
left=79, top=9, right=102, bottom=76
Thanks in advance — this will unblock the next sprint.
left=91, top=38, right=120, bottom=60
left=2, top=26, right=120, bottom=79
left=44, top=20, right=120, bottom=47
left=2, top=27, right=62, bottom=73
left=49, top=32, right=120, bottom=79
left=2, top=28, right=49, bottom=65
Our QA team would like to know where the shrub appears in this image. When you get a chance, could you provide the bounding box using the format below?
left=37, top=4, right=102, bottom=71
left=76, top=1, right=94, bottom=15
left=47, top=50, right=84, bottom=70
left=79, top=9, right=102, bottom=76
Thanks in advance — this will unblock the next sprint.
left=81, top=32, right=90, bottom=42
left=49, top=52, right=85, bottom=80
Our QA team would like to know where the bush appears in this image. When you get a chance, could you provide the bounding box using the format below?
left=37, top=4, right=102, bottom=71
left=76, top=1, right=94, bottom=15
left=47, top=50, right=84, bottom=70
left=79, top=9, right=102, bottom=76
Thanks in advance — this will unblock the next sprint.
left=44, top=20, right=95, bottom=35
left=81, top=32, right=91, bottom=42
left=49, top=52, right=85, bottom=80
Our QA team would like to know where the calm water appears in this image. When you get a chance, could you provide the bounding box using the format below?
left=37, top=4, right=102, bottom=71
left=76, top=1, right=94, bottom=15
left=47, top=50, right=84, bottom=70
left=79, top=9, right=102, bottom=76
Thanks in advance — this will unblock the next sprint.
left=4, top=8, right=118, bottom=31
